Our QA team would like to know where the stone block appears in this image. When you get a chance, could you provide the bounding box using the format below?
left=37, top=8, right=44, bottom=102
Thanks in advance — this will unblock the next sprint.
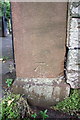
left=66, top=49, right=80, bottom=88
left=70, top=18, right=79, bottom=32
left=12, top=77, right=70, bottom=108
left=66, top=70, right=80, bottom=88
left=67, top=18, right=80, bottom=49
left=11, top=2, right=70, bottom=107
left=67, top=49, right=80, bottom=71
left=70, top=2, right=80, bottom=17
left=11, top=2, right=67, bottom=78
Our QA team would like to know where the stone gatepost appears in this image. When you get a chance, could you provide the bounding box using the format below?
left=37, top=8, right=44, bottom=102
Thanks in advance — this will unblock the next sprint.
left=11, top=2, right=70, bottom=108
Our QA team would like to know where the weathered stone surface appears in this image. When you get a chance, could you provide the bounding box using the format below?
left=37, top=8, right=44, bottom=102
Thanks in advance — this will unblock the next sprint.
left=67, top=18, right=80, bottom=49
left=12, top=77, right=70, bottom=108
left=67, top=49, right=80, bottom=71
left=70, top=2, right=80, bottom=17
left=66, top=2, right=80, bottom=88
left=66, top=70, right=80, bottom=88
left=11, top=2, right=70, bottom=107
left=11, top=2, right=67, bottom=78
left=66, top=49, right=80, bottom=88
left=70, top=18, right=79, bottom=32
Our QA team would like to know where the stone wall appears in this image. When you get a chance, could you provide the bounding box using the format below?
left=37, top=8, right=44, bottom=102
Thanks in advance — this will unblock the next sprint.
left=66, top=2, right=80, bottom=88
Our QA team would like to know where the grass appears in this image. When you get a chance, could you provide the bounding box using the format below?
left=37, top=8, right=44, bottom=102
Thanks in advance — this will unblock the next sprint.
left=0, top=93, right=32, bottom=120
left=0, top=93, right=49, bottom=120
left=53, top=89, right=80, bottom=117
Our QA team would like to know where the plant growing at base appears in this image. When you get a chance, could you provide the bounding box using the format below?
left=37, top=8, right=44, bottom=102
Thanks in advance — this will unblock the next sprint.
left=40, top=109, right=49, bottom=120
left=0, top=94, right=20, bottom=120
left=0, top=93, right=32, bottom=120
left=6, top=78, right=13, bottom=87
left=31, top=113, right=37, bottom=119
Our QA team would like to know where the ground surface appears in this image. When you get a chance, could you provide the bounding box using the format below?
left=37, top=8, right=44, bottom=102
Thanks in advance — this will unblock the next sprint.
left=0, top=35, right=16, bottom=98
left=0, top=35, right=79, bottom=119
left=31, top=106, right=79, bottom=120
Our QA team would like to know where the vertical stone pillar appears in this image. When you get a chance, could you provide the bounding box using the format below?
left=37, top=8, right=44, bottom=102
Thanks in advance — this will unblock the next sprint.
left=66, top=2, right=80, bottom=88
left=11, top=2, right=70, bottom=107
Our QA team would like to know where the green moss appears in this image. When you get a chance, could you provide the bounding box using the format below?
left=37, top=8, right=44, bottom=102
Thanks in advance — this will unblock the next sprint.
left=53, top=89, right=80, bottom=116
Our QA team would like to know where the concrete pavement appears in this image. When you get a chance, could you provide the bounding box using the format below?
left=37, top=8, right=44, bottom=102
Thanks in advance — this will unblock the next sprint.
left=0, top=35, right=16, bottom=98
